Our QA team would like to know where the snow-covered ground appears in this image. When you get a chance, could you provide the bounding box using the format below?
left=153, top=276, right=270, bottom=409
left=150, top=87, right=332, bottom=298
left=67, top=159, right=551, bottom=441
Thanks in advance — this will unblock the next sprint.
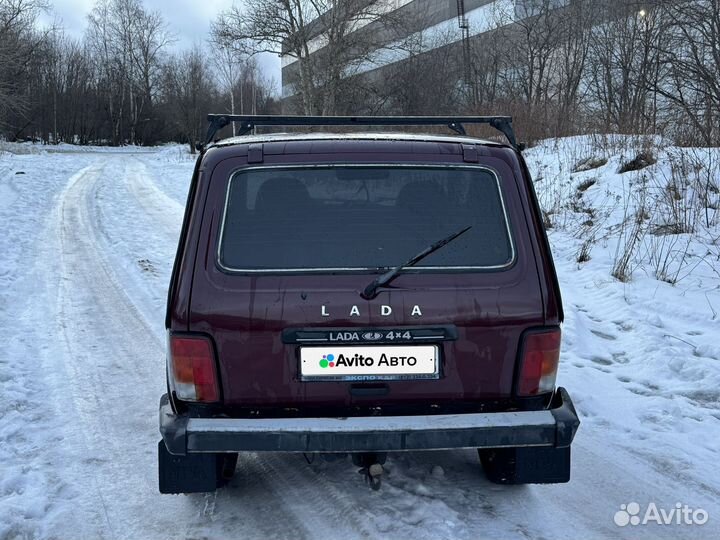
left=0, top=139, right=718, bottom=539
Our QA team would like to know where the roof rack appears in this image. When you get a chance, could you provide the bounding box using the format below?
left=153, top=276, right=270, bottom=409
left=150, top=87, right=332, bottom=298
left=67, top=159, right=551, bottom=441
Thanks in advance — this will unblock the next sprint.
left=203, top=114, right=520, bottom=151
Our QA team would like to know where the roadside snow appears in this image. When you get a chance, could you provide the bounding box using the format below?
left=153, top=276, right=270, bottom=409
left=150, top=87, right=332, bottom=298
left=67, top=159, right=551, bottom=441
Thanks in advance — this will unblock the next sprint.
left=0, top=140, right=160, bottom=155
left=0, top=140, right=718, bottom=540
left=525, top=135, right=720, bottom=519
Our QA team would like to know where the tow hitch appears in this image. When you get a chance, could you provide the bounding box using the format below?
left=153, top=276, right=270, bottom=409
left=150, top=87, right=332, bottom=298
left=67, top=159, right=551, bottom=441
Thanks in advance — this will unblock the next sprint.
left=353, top=453, right=386, bottom=490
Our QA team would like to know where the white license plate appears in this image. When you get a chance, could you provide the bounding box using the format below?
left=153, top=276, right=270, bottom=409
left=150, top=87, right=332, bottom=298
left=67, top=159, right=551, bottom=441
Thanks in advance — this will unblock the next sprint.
left=300, top=345, right=439, bottom=381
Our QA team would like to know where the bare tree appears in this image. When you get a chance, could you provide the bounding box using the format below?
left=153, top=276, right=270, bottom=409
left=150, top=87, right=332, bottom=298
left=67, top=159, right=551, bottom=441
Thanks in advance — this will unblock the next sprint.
left=381, top=27, right=463, bottom=115
left=0, top=0, right=51, bottom=133
left=211, top=0, right=405, bottom=115
left=86, top=0, right=123, bottom=144
left=493, top=0, right=567, bottom=138
left=470, top=29, right=503, bottom=112
left=126, top=3, right=174, bottom=143
left=586, top=0, right=666, bottom=134
left=552, top=0, right=593, bottom=135
left=161, top=47, right=214, bottom=153
left=656, top=0, right=720, bottom=145
left=85, top=0, right=172, bottom=144
left=209, top=25, right=253, bottom=135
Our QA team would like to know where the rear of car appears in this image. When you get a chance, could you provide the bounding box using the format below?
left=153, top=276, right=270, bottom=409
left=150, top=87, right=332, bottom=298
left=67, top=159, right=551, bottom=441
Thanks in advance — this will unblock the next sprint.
left=159, top=121, right=578, bottom=494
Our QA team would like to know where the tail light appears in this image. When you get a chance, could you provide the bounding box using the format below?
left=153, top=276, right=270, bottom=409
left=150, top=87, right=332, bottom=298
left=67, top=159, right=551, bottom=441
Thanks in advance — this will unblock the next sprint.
left=168, top=334, right=219, bottom=402
left=517, top=328, right=561, bottom=396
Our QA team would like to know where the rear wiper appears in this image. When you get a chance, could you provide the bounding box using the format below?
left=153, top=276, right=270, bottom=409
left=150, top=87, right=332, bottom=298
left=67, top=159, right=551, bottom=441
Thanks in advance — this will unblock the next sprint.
left=361, top=225, right=472, bottom=300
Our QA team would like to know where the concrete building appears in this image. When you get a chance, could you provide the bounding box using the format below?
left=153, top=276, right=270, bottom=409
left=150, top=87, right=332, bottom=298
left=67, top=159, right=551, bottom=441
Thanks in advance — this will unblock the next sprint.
left=280, top=0, right=571, bottom=106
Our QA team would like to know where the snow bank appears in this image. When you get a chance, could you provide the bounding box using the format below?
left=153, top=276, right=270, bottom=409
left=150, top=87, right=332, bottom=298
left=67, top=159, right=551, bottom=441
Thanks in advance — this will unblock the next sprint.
left=0, top=140, right=165, bottom=155
left=525, top=135, right=720, bottom=516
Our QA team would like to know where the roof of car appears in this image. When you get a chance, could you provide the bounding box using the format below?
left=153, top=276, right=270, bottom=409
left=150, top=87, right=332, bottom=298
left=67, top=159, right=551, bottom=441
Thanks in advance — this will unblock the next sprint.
left=211, top=132, right=503, bottom=148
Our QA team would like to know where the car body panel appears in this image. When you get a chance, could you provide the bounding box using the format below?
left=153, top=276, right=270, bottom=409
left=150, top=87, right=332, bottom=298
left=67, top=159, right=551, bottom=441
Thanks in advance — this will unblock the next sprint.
left=166, top=135, right=562, bottom=411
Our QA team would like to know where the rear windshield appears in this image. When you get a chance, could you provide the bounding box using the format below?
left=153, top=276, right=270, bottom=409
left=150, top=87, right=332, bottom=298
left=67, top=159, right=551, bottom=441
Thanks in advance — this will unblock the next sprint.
left=218, top=166, right=514, bottom=271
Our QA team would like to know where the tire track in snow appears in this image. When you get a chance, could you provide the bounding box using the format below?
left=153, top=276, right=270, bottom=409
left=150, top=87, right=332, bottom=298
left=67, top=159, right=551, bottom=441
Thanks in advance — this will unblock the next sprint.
left=86, top=157, right=181, bottom=336
left=46, top=157, right=315, bottom=540
left=51, top=160, right=164, bottom=539
left=110, top=158, right=378, bottom=538
left=124, top=157, right=184, bottom=234
left=249, top=453, right=381, bottom=538
left=0, top=160, right=107, bottom=540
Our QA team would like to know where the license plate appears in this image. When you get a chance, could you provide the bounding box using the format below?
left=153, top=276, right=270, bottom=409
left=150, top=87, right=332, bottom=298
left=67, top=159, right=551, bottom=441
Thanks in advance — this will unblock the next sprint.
left=299, top=345, right=439, bottom=381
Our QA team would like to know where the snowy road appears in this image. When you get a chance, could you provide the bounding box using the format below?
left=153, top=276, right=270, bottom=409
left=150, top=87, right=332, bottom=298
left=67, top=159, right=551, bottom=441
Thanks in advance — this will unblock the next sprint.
left=1, top=147, right=718, bottom=539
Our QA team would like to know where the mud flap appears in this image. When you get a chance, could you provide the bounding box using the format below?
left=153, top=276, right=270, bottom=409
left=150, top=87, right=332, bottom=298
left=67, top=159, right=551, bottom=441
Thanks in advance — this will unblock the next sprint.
left=479, top=446, right=571, bottom=484
left=158, top=440, right=219, bottom=494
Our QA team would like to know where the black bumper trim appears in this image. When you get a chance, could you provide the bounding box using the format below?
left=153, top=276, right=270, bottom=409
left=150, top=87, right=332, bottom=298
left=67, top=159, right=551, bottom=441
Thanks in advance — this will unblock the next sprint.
left=159, top=388, right=579, bottom=455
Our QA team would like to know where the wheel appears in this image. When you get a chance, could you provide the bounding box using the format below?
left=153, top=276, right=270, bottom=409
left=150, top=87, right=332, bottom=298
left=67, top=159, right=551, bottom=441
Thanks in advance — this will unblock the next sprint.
left=479, top=448, right=517, bottom=484
left=216, top=453, right=239, bottom=486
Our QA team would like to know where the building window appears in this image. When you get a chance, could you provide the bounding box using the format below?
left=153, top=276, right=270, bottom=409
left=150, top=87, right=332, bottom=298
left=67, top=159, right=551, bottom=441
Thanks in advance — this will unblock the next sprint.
left=515, top=0, right=570, bottom=19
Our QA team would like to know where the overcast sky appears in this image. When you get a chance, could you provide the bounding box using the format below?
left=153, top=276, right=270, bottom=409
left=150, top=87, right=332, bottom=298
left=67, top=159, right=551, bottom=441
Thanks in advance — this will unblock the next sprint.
left=38, top=0, right=281, bottom=84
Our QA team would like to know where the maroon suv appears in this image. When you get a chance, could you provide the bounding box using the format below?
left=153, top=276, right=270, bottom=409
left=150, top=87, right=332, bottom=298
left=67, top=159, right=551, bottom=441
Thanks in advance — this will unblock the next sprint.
left=158, top=115, right=579, bottom=494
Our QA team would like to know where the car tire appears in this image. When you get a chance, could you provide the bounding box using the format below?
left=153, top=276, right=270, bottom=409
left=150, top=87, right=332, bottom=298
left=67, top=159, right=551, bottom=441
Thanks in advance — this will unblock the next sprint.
left=479, top=448, right=518, bottom=484
left=216, top=453, right=239, bottom=487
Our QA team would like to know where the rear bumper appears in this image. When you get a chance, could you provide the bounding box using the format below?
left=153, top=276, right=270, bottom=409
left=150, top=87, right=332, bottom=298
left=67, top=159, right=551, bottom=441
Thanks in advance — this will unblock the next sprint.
left=159, top=387, right=579, bottom=455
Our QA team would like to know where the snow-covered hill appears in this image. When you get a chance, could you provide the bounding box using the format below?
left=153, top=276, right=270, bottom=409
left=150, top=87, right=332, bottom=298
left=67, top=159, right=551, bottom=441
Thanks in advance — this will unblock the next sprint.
left=0, top=139, right=718, bottom=539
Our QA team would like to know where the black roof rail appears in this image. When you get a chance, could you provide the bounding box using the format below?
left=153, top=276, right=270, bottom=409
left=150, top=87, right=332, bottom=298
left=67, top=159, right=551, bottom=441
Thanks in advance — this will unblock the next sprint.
left=202, top=115, right=520, bottom=151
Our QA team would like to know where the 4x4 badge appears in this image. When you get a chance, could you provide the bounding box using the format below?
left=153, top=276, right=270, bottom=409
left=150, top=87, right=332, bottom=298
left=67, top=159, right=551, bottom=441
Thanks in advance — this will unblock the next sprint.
left=321, top=305, right=423, bottom=317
